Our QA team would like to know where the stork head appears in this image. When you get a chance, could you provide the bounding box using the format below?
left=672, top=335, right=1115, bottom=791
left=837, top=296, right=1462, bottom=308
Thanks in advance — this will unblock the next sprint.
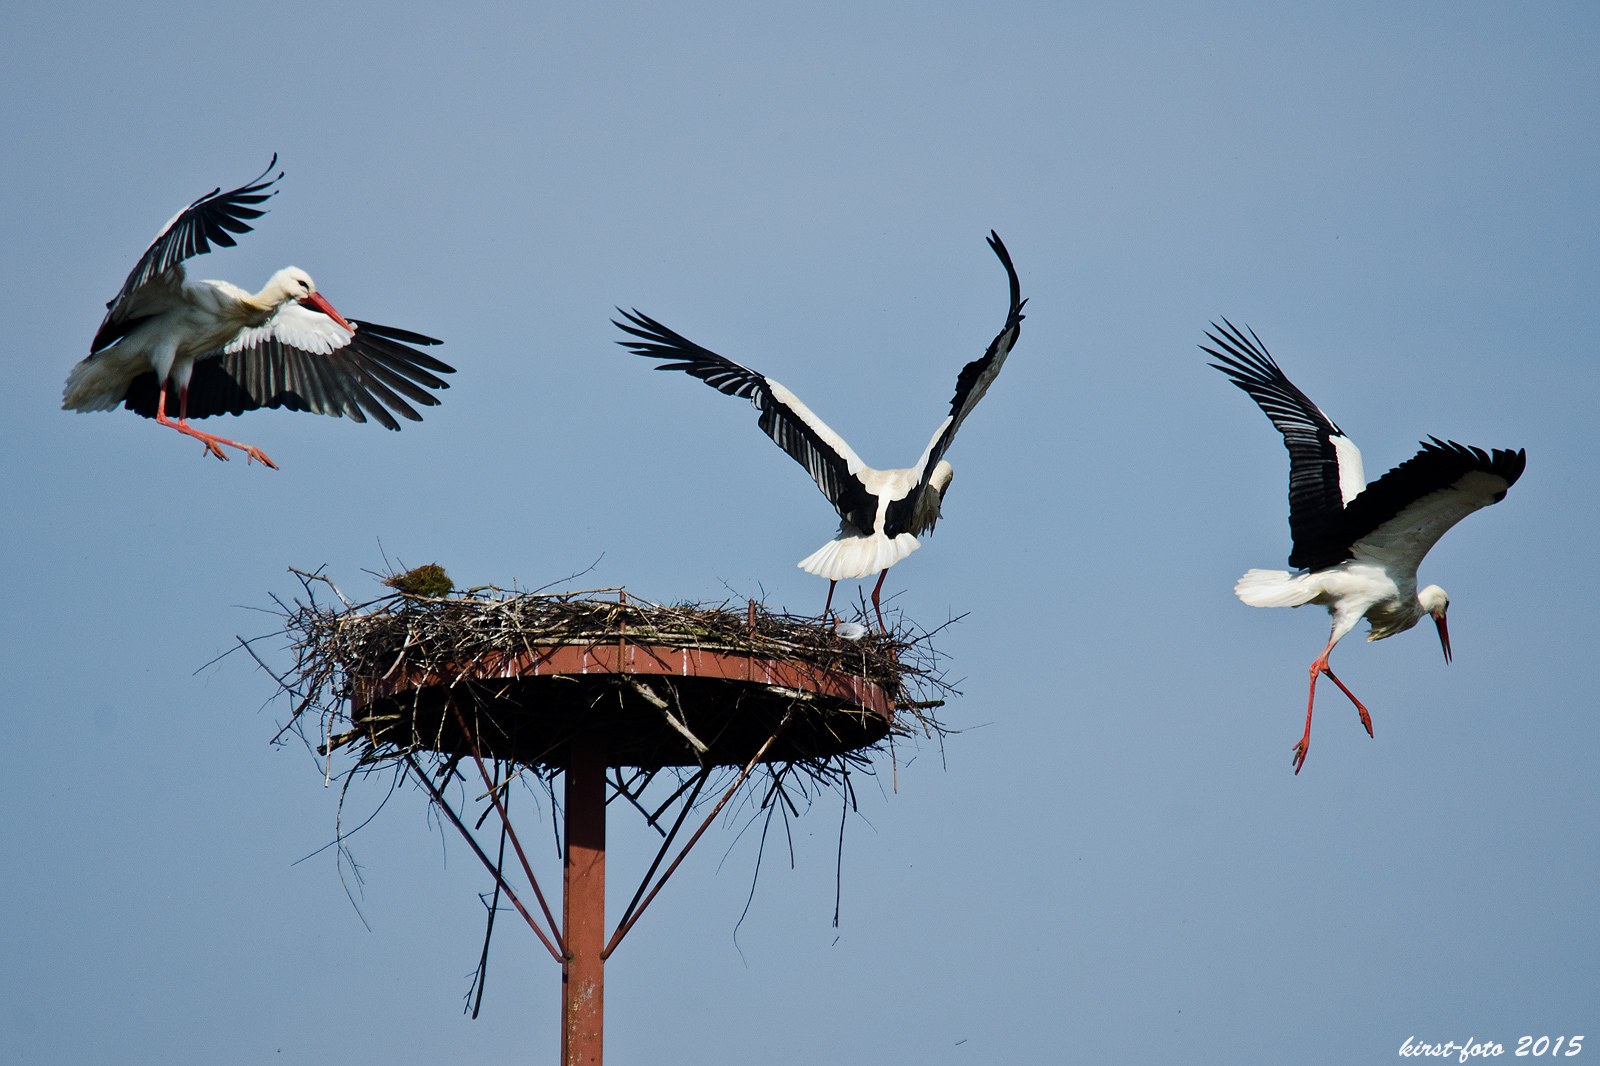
left=1419, top=584, right=1451, bottom=663
left=260, top=267, right=354, bottom=333
left=912, top=461, right=955, bottom=535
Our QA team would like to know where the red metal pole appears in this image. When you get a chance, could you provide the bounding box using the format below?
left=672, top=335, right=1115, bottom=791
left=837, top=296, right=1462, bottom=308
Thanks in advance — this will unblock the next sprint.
left=562, top=733, right=606, bottom=1066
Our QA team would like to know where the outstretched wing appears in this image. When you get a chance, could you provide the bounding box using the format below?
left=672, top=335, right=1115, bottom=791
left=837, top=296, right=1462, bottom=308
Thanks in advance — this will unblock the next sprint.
left=884, top=230, right=1025, bottom=537
left=92, top=157, right=283, bottom=354
left=1204, top=320, right=1365, bottom=569
left=615, top=309, right=879, bottom=533
left=1318, top=438, right=1526, bottom=574
left=121, top=305, right=453, bottom=430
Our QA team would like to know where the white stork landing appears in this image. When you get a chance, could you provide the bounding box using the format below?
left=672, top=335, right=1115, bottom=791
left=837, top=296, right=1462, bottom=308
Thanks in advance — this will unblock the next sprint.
left=1205, top=320, right=1525, bottom=774
left=616, top=231, right=1025, bottom=631
left=62, top=157, right=454, bottom=469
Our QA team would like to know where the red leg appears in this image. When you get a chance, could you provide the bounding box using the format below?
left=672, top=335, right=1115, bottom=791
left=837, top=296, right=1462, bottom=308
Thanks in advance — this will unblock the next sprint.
left=1294, top=658, right=1321, bottom=776
left=870, top=570, right=888, bottom=633
left=153, top=386, right=228, bottom=462
left=1321, top=666, right=1374, bottom=738
left=1294, top=637, right=1341, bottom=775
left=822, top=579, right=837, bottom=620
left=153, top=384, right=279, bottom=469
left=1293, top=638, right=1374, bottom=775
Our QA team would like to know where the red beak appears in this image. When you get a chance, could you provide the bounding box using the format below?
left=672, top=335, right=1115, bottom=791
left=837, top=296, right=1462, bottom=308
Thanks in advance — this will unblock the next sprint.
left=300, top=291, right=355, bottom=334
left=1434, top=613, right=1451, bottom=664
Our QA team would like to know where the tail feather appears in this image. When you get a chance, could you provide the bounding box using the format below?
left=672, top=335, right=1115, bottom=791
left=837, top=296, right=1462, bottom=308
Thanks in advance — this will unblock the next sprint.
left=1234, top=568, right=1319, bottom=608
left=798, top=532, right=920, bottom=580
left=62, top=352, right=137, bottom=412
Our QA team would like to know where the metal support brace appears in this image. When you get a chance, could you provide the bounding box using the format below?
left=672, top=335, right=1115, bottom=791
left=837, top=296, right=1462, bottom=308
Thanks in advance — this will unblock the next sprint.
left=601, top=708, right=794, bottom=960
left=401, top=755, right=564, bottom=963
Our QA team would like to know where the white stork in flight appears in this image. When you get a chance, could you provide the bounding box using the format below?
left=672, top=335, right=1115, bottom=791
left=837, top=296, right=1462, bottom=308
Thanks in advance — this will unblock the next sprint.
left=62, top=157, right=454, bottom=469
left=616, top=231, right=1025, bottom=631
left=1205, top=320, right=1525, bottom=774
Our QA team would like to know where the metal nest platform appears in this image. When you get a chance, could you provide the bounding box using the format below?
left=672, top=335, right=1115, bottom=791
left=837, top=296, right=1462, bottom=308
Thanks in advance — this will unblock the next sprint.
left=284, top=578, right=947, bottom=772
left=262, top=570, right=956, bottom=1065
left=353, top=641, right=891, bottom=768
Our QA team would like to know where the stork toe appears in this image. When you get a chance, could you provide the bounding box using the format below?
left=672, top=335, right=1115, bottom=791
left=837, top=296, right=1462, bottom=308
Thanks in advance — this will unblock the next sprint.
left=243, top=445, right=279, bottom=469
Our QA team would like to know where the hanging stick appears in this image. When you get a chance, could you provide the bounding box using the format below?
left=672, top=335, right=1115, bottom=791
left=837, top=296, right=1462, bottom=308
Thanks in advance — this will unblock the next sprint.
left=470, top=809, right=509, bottom=1018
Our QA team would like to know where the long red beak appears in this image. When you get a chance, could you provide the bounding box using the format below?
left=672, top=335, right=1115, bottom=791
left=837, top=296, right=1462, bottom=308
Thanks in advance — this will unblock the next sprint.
left=1434, top=613, right=1451, bottom=664
left=300, top=291, right=355, bottom=334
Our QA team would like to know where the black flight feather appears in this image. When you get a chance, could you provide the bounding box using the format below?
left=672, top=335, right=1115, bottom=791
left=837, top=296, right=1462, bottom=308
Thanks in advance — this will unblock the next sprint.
left=883, top=230, right=1025, bottom=537
left=92, top=156, right=283, bottom=354
left=614, top=308, right=880, bottom=533
left=120, top=319, right=454, bottom=430
left=1205, top=320, right=1349, bottom=568
left=1305, top=439, right=1527, bottom=571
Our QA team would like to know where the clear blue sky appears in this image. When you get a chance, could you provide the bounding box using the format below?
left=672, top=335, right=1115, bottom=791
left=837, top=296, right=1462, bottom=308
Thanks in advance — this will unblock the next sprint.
left=2, top=2, right=1595, bottom=1063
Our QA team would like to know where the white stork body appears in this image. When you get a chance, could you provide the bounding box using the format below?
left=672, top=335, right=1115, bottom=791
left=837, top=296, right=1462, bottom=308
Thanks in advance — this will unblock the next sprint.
left=63, top=158, right=454, bottom=468
left=1206, top=320, right=1525, bottom=774
left=65, top=268, right=330, bottom=412
left=759, top=377, right=953, bottom=581
left=791, top=459, right=945, bottom=583
left=616, top=231, right=1025, bottom=630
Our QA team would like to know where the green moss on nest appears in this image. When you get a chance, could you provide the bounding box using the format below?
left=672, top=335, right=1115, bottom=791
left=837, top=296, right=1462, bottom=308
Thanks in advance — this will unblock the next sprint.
left=384, top=563, right=453, bottom=598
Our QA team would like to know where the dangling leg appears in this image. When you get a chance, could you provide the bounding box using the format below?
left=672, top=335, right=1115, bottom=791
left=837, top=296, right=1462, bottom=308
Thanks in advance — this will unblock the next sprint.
left=1294, top=636, right=1373, bottom=774
left=155, top=383, right=279, bottom=469
left=1294, top=652, right=1323, bottom=776
left=176, top=386, right=279, bottom=469
left=1321, top=665, right=1373, bottom=738
left=822, top=580, right=837, bottom=620
left=1294, top=636, right=1341, bottom=775
left=870, top=570, right=889, bottom=633
left=153, top=384, right=229, bottom=462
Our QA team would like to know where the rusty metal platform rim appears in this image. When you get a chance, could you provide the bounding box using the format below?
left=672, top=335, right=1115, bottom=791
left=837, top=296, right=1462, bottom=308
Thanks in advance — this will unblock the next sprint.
left=351, top=641, right=895, bottom=719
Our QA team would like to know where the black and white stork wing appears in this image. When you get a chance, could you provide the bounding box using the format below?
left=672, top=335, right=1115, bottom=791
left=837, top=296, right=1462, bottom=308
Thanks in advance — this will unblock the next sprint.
left=91, top=157, right=282, bottom=354
left=1316, top=438, right=1526, bottom=574
left=614, top=308, right=880, bottom=533
left=120, top=303, right=453, bottom=430
left=885, top=231, right=1026, bottom=536
left=1204, top=320, right=1367, bottom=569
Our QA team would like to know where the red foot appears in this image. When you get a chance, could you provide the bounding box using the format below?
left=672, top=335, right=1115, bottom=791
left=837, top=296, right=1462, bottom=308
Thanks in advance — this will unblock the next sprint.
left=193, top=435, right=230, bottom=462
left=241, top=444, right=278, bottom=469
left=178, top=422, right=279, bottom=468
left=154, top=386, right=280, bottom=469
left=1291, top=736, right=1309, bottom=775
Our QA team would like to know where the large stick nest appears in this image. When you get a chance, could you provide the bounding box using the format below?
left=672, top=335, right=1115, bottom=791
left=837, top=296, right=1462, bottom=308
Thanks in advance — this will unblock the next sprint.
left=250, top=570, right=960, bottom=1005
left=270, top=571, right=956, bottom=777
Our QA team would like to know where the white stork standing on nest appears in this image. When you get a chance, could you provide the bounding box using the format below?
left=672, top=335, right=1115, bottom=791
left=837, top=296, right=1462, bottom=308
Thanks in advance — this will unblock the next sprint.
left=62, top=157, right=455, bottom=469
left=1205, top=320, right=1526, bottom=774
left=616, top=231, right=1025, bottom=631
